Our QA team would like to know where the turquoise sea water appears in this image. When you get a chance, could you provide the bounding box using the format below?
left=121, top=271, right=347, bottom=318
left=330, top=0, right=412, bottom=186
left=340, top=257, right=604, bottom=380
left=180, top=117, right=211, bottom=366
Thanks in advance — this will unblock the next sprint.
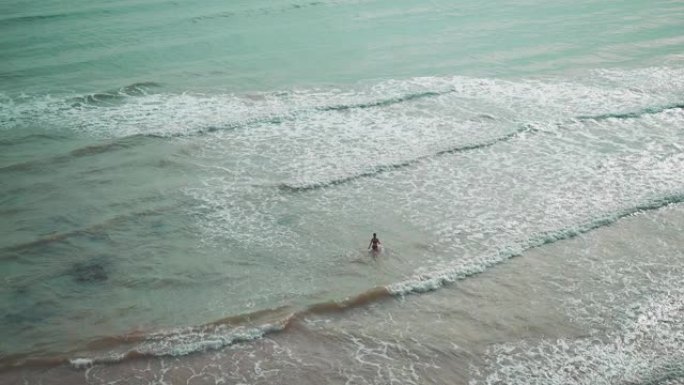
left=1, top=0, right=684, bottom=384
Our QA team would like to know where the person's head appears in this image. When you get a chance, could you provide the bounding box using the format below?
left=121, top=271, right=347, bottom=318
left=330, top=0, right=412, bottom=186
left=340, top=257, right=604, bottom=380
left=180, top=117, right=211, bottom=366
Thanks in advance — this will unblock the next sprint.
left=373, top=233, right=377, bottom=237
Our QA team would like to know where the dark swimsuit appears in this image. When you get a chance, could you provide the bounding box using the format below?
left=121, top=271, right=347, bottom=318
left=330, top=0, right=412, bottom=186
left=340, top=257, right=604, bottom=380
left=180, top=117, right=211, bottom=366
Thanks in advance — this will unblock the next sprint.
left=371, top=238, right=379, bottom=250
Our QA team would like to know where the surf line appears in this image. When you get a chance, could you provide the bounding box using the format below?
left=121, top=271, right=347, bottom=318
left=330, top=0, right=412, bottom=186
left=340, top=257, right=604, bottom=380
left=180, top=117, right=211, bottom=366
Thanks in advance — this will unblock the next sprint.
left=192, top=89, right=454, bottom=136
left=52, top=88, right=452, bottom=140
left=389, top=192, right=684, bottom=295
left=176, top=95, right=684, bottom=138
left=68, top=82, right=162, bottom=107
left=278, top=125, right=534, bottom=192
left=314, top=90, right=453, bottom=112
left=0, top=89, right=446, bottom=170
left=5, top=194, right=679, bottom=371
left=576, top=102, right=684, bottom=121
left=1, top=288, right=395, bottom=371
left=75, top=193, right=684, bottom=368
left=277, top=100, right=684, bottom=192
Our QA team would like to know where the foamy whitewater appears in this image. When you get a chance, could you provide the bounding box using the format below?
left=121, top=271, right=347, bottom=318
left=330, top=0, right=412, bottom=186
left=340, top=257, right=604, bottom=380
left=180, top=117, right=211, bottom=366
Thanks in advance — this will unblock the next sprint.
left=1, top=0, right=683, bottom=384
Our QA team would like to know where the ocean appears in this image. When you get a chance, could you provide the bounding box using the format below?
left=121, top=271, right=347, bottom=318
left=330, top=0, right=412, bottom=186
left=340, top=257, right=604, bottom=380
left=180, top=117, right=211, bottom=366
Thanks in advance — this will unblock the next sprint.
left=1, top=0, right=683, bottom=384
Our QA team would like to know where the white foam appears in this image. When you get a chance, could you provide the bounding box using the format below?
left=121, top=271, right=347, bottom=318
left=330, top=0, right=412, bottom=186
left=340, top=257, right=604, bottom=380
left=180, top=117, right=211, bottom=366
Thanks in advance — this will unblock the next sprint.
left=339, top=329, right=429, bottom=385
left=468, top=209, right=684, bottom=385
left=388, top=192, right=684, bottom=297
left=69, top=357, right=94, bottom=369
left=69, top=353, right=126, bottom=369
left=2, top=66, right=683, bottom=139
left=471, top=290, right=684, bottom=385
left=67, top=318, right=291, bottom=370
left=138, top=319, right=289, bottom=357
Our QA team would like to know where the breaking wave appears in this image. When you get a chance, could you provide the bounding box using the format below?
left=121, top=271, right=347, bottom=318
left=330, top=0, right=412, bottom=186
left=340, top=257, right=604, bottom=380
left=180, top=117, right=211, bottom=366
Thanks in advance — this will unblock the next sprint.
left=278, top=125, right=532, bottom=191
left=1, top=193, right=681, bottom=372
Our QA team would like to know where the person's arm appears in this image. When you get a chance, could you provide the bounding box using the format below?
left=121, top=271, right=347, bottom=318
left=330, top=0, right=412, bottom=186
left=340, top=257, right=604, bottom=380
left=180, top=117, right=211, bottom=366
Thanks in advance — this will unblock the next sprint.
left=368, top=239, right=372, bottom=249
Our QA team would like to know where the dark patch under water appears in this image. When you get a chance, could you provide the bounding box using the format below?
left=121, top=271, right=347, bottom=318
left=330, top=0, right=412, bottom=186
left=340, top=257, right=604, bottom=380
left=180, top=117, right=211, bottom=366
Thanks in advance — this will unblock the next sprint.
left=69, top=260, right=108, bottom=283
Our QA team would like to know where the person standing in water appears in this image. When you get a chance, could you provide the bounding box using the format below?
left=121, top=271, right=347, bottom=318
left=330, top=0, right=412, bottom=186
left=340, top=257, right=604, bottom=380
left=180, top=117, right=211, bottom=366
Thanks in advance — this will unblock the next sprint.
left=368, top=233, right=381, bottom=252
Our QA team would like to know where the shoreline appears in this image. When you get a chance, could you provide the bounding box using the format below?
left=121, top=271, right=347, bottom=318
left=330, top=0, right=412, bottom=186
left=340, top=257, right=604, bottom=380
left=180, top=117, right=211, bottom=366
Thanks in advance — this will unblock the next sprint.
left=3, top=204, right=682, bottom=384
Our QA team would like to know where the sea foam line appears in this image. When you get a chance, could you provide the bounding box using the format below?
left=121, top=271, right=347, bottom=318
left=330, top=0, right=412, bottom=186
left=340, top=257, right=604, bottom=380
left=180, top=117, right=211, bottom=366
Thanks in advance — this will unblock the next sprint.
left=388, top=193, right=684, bottom=295
left=3, top=72, right=682, bottom=145
left=277, top=125, right=532, bottom=192
left=63, top=287, right=394, bottom=369
left=127, top=96, right=684, bottom=138
left=69, top=318, right=291, bottom=369
left=577, top=102, right=684, bottom=121
left=2, top=98, right=679, bottom=181
left=276, top=100, right=684, bottom=192
left=0, top=84, right=451, bottom=135
left=180, top=89, right=454, bottom=137
left=52, top=193, right=684, bottom=370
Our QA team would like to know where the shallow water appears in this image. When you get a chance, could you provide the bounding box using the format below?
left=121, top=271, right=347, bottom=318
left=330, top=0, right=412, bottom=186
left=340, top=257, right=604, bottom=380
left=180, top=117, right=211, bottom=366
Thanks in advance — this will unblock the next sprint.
left=1, top=0, right=684, bottom=383
left=3, top=200, right=683, bottom=385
